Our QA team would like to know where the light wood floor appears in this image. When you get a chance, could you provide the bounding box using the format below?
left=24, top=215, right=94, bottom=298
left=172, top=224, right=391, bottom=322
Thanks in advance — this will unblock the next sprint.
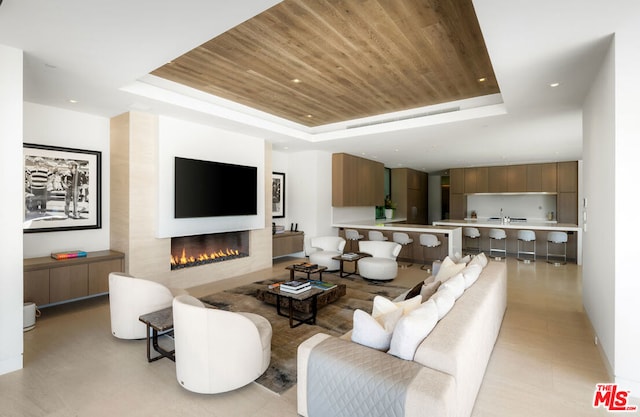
left=1, top=258, right=612, bottom=416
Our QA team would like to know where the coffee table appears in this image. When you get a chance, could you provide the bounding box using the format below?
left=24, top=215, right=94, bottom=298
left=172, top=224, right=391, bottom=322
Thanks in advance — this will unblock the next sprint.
left=266, top=285, right=324, bottom=328
left=138, top=307, right=175, bottom=362
left=332, top=253, right=371, bottom=278
left=285, top=263, right=328, bottom=281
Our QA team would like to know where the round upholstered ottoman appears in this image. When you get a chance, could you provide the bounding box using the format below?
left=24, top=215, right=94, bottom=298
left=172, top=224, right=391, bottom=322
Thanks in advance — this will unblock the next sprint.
left=309, top=251, right=341, bottom=271
left=358, top=257, right=398, bottom=281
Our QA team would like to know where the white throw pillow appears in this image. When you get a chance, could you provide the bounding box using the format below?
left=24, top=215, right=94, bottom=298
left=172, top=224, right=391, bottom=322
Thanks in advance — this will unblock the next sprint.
left=351, top=308, right=403, bottom=351
left=435, top=257, right=467, bottom=283
left=468, top=252, right=488, bottom=268
left=372, top=294, right=422, bottom=318
left=430, top=288, right=456, bottom=320
left=438, top=272, right=465, bottom=299
left=388, top=300, right=439, bottom=360
left=451, top=252, right=471, bottom=264
left=461, top=263, right=483, bottom=288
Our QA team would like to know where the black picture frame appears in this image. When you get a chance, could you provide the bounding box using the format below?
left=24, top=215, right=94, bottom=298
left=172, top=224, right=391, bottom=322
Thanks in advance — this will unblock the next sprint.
left=23, top=143, right=102, bottom=233
left=272, top=172, right=285, bottom=218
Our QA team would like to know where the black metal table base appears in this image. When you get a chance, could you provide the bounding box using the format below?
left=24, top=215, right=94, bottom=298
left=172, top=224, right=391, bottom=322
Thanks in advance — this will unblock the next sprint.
left=274, top=293, right=319, bottom=328
left=145, top=326, right=175, bottom=363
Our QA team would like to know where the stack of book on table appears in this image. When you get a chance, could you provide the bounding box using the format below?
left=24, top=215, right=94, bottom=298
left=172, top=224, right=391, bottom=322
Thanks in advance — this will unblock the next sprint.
left=279, top=280, right=312, bottom=294
left=309, top=280, right=337, bottom=291
left=341, top=252, right=359, bottom=260
left=294, top=262, right=318, bottom=271
left=51, top=250, right=88, bottom=260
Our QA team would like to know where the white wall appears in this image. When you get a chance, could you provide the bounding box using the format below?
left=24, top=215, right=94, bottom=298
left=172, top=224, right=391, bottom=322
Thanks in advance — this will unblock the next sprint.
left=612, top=24, right=640, bottom=392
left=582, top=37, right=616, bottom=376
left=0, top=45, right=24, bottom=375
left=156, top=115, right=265, bottom=237
left=23, top=102, right=111, bottom=258
left=583, top=22, right=640, bottom=393
left=272, top=150, right=333, bottom=253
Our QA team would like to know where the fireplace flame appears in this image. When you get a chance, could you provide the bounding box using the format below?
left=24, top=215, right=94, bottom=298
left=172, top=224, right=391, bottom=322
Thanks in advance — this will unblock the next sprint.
left=170, top=246, right=244, bottom=269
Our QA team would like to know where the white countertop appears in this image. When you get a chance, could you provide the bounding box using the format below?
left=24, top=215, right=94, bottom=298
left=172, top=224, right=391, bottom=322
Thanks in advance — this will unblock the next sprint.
left=332, top=219, right=461, bottom=233
left=432, top=219, right=581, bottom=231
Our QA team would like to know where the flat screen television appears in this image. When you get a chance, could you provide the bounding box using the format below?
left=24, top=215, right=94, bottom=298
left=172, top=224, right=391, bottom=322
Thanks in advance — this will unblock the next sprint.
left=174, top=157, right=258, bottom=218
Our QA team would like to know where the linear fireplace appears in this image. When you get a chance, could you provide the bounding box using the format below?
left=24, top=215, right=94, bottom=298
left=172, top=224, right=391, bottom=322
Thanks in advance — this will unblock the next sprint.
left=170, top=231, right=249, bottom=270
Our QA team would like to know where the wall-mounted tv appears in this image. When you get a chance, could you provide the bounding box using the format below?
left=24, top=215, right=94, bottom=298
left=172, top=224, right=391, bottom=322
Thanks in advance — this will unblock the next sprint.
left=174, top=157, right=257, bottom=218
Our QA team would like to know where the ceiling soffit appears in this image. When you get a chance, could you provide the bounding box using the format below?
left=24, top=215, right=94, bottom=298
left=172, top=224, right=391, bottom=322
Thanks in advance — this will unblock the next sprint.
left=151, top=0, right=499, bottom=127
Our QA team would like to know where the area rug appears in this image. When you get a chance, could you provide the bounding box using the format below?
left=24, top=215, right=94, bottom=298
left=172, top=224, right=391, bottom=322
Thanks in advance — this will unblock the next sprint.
left=200, top=272, right=411, bottom=394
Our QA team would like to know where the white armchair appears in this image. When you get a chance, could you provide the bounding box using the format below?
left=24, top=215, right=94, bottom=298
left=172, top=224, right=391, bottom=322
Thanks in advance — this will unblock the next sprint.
left=357, top=241, right=402, bottom=281
left=173, top=294, right=272, bottom=394
left=307, top=236, right=346, bottom=271
left=109, top=272, right=181, bottom=340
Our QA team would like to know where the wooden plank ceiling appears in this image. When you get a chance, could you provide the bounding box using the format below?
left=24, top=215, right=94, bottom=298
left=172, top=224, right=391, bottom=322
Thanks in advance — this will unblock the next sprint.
left=151, top=0, right=499, bottom=127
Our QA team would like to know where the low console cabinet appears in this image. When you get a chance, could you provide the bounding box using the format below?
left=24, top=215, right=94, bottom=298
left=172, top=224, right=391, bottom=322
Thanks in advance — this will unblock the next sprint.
left=24, top=250, right=125, bottom=307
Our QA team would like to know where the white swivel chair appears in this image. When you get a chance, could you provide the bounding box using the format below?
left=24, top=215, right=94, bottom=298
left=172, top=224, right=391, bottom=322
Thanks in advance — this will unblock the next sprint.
left=517, top=230, right=537, bottom=262
left=463, top=227, right=481, bottom=254
left=172, top=294, right=272, bottom=394
left=419, top=234, right=442, bottom=271
left=109, top=272, right=183, bottom=340
left=546, top=231, right=568, bottom=265
left=368, top=230, right=388, bottom=241
left=392, top=232, right=414, bottom=268
left=307, top=236, right=346, bottom=271
left=344, top=229, right=364, bottom=252
left=488, top=228, right=507, bottom=260
left=357, top=241, right=402, bottom=281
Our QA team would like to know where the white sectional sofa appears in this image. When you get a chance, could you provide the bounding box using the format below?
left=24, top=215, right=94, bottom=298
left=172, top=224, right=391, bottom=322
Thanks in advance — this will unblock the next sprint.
left=297, top=258, right=507, bottom=417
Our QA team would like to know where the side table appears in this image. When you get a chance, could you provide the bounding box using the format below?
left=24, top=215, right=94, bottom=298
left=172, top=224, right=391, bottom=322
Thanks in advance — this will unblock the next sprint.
left=266, top=286, right=324, bottom=328
left=285, top=263, right=328, bottom=281
left=138, top=307, right=175, bottom=362
left=332, top=253, right=371, bottom=278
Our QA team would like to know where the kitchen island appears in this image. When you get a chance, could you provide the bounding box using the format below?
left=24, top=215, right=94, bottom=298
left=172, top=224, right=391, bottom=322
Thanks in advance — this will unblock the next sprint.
left=432, top=219, right=582, bottom=264
left=332, top=219, right=462, bottom=265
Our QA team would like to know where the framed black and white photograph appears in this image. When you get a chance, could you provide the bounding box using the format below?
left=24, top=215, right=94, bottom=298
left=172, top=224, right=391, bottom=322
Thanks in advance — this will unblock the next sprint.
left=272, top=172, right=285, bottom=218
left=23, top=143, right=102, bottom=233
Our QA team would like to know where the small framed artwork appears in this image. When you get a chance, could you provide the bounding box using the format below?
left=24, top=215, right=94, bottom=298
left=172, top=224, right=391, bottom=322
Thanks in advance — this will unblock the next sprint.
left=272, top=172, right=285, bottom=218
left=23, top=143, right=102, bottom=233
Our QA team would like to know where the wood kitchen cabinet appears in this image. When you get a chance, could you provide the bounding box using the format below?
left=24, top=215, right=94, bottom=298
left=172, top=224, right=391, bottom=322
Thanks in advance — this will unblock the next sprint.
left=450, top=168, right=464, bottom=194
left=23, top=250, right=125, bottom=307
left=332, top=153, right=384, bottom=207
left=527, top=163, right=557, bottom=192
left=556, top=161, right=578, bottom=223
left=507, top=165, right=527, bottom=192
left=558, top=161, right=578, bottom=192
left=488, top=166, right=507, bottom=193
left=392, top=168, right=428, bottom=224
left=449, top=168, right=465, bottom=219
left=464, top=167, right=488, bottom=193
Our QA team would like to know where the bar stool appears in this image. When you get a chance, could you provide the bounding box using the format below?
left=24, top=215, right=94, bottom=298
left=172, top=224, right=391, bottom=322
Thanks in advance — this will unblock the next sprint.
left=517, top=230, right=536, bottom=263
left=488, top=228, right=507, bottom=260
left=419, top=234, right=441, bottom=271
left=392, top=232, right=414, bottom=268
left=463, top=227, right=481, bottom=254
left=344, top=229, right=364, bottom=253
left=546, top=231, right=568, bottom=265
left=368, top=230, right=388, bottom=241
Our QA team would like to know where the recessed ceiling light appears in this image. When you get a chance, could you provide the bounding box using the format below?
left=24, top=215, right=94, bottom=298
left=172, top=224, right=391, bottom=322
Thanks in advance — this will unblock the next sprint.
left=292, top=78, right=301, bottom=83
left=477, top=77, right=487, bottom=82
left=306, top=114, right=313, bottom=118
left=550, top=82, right=560, bottom=87
left=69, top=99, right=78, bottom=104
